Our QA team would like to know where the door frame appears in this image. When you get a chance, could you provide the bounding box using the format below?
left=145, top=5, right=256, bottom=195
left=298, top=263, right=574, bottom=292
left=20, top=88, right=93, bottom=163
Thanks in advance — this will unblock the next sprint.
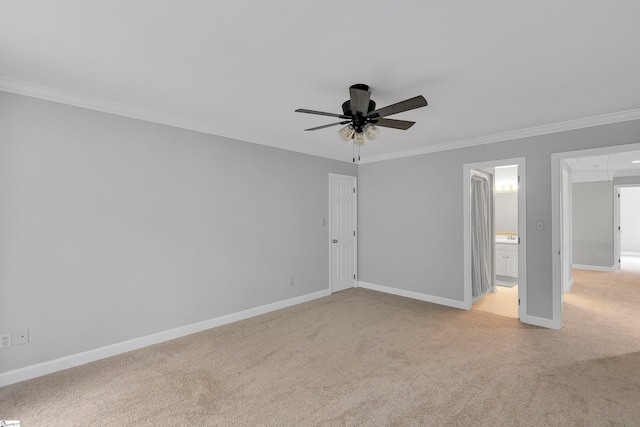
left=463, top=157, right=527, bottom=322
left=328, top=173, right=357, bottom=293
left=561, top=162, right=574, bottom=294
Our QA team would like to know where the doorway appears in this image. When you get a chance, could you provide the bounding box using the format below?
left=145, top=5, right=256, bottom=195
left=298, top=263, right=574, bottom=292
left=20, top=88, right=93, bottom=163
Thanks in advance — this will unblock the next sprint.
left=551, top=142, right=640, bottom=329
left=463, top=158, right=527, bottom=322
left=329, top=173, right=357, bottom=293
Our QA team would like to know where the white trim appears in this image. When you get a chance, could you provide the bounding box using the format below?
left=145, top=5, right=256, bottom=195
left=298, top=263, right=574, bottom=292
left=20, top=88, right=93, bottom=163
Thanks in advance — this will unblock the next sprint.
left=0, top=289, right=330, bottom=387
left=3, top=77, right=640, bottom=165
left=358, top=281, right=467, bottom=310
left=0, top=78, right=348, bottom=163
left=328, top=173, right=357, bottom=293
left=463, top=158, right=528, bottom=324
left=572, top=264, right=615, bottom=272
left=614, top=185, right=622, bottom=270
left=359, top=108, right=640, bottom=164
left=526, top=315, right=560, bottom=330
left=622, top=251, right=640, bottom=257
left=561, top=163, right=575, bottom=290
left=551, top=154, right=564, bottom=330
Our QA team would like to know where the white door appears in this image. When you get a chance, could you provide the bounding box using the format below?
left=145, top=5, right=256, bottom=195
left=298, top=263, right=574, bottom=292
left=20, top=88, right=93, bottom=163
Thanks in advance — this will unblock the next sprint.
left=329, top=174, right=357, bottom=293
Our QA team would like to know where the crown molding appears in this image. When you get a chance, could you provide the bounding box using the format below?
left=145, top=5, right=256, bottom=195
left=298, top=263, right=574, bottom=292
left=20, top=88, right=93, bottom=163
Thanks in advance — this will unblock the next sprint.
left=0, top=77, right=350, bottom=163
left=3, top=76, right=640, bottom=166
left=564, top=158, right=580, bottom=169
left=359, top=108, right=640, bottom=164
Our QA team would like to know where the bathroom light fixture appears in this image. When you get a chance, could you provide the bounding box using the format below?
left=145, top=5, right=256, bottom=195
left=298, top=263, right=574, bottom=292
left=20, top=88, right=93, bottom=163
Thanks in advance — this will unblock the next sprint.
left=495, top=184, right=518, bottom=192
left=632, top=160, right=640, bottom=164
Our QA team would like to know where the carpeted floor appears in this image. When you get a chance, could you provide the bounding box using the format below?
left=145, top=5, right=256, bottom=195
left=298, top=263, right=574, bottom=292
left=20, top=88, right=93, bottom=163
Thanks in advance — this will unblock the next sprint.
left=1, top=263, right=640, bottom=426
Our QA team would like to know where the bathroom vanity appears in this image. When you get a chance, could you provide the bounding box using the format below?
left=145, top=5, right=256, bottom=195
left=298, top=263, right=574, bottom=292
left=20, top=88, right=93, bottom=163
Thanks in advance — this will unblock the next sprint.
left=495, top=237, right=518, bottom=278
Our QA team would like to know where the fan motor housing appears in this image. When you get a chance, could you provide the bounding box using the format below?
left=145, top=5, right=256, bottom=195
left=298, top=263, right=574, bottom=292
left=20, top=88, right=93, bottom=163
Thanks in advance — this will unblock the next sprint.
left=342, top=99, right=376, bottom=132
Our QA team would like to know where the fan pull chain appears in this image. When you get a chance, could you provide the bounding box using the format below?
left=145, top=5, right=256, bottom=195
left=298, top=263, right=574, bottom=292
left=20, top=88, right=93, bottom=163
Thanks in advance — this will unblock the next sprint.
left=352, top=142, right=355, bottom=163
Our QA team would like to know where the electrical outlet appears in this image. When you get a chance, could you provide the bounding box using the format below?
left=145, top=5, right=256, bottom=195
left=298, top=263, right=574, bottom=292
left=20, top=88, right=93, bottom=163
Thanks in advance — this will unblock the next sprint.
left=1, top=333, right=11, bottom=348
left=289, top=278, right=294, bottom=286
left=17, top=329, right=29, bottom=345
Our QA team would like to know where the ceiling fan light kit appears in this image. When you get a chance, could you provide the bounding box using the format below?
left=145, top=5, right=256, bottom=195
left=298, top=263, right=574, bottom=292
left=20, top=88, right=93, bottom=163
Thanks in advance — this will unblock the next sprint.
left=337, top=124, right=355, bottom=142
left=295, top=84, right=428, bottom=162
left=353, top=132, right=366, bottom=146
left=363, top=123, right=380, bottom=140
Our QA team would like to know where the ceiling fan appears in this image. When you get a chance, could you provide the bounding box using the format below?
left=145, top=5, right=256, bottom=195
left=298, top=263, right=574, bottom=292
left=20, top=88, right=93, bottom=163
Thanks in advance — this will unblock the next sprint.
left=295, top=83, right=428, bottom=160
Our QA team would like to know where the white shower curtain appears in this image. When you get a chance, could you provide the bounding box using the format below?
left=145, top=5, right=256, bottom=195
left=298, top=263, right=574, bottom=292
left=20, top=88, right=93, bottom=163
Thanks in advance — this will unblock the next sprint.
left=471, top=174, right=493, bottom=299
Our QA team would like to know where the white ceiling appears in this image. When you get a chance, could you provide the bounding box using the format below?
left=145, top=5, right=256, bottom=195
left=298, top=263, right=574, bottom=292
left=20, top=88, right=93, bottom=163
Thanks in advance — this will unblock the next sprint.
left=568, top=151, right=640, bottom=183
left=2, top=1, right=640, bottom=163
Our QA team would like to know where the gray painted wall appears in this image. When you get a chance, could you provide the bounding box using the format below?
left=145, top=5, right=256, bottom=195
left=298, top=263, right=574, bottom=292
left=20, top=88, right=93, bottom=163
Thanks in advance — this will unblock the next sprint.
left=572, top=181, right=614, bottom=267
left=359, top=120, right=640, bottom=320
left=613, top=175, right=640, bottom=186
left=620, top=186, right=640, bottom=253
left=0, top=91, right=356, bottom=373
left=495, top=192, right=518, bottom=233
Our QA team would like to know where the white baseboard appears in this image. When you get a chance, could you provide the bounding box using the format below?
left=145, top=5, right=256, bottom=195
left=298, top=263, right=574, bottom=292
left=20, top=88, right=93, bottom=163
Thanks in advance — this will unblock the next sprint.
left=525, top=314, right=561, bottom=330
left=0, top=289, right=330, bottom=387
left=566, top=278, right=574, bottom=292
left=621, top=251, right=640, bottom=257
left=572, top=264, right=615, bottom=272
left=357, top=281, right=467, bottom=310
left=357, top=281, right=563, bottom=330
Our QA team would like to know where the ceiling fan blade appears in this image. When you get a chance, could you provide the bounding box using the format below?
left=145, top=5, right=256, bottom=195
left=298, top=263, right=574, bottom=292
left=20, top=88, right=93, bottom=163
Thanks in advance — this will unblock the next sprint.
left=349, top=87, right=371, bottom=114
left=367, top=95, right=428, bottom=119
left=372, top=118, right=416, bottom=130
left=295, top=109, right=350, bottom=119
left=304, top=121, right=350, bottom=131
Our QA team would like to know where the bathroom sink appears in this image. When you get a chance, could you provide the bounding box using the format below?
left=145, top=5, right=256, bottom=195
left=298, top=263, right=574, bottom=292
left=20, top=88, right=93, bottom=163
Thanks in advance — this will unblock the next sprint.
left=496, top=237, right=518, bottom=245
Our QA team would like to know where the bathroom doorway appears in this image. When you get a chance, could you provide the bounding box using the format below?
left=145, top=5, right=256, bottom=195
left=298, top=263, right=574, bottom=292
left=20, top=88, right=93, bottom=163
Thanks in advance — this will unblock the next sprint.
left=463, top=158, right=527, bottom=322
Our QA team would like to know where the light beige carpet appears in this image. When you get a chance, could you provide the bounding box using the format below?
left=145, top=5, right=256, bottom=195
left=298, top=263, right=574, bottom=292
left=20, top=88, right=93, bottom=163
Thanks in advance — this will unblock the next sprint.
left=2, top=266, right=640, bottom=426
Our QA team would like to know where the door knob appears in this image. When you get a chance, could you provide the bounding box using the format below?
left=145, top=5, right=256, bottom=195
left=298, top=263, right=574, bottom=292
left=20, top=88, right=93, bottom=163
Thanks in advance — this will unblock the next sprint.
left=333, top=239, right=338, bottom=243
